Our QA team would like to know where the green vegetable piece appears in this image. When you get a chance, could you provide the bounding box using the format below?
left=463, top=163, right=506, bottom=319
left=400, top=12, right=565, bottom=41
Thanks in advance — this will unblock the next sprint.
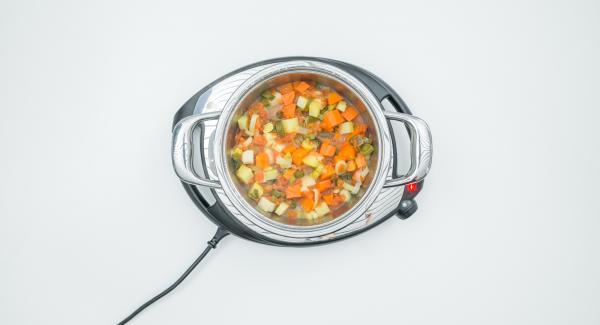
left=360, top=144, right=375, bottom=155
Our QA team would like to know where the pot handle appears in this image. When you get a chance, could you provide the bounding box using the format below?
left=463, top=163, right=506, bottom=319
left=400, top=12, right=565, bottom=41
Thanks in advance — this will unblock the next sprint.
left=172, top=112, right=222, bottom=188
left=383, top=112, right=432, bottom=188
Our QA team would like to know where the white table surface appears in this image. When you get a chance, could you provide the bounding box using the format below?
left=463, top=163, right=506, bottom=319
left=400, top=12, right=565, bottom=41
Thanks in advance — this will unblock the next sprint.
left=1, top=0, right=599, bottom=324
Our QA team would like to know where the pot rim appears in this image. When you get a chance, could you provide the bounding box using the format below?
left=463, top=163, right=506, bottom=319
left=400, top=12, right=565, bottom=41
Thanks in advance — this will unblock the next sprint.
left=211, top=60, right=393, bottom=238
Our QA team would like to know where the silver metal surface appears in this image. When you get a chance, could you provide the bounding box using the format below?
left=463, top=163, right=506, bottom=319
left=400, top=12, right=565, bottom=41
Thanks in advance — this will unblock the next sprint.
left=382, top=112, right=433, bottom=187
left=171, top=111, right=222, bottom=188
left=171, top=59, right=430, bottom=243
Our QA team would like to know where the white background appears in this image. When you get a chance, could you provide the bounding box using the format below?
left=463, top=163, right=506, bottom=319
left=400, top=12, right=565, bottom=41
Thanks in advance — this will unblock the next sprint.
left=1, top=0, right=599, bottom=324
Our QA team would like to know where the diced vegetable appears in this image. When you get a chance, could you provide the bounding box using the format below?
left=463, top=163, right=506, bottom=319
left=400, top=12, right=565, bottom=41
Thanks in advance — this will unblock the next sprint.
left=336, top=101, right=347, bottom=112
left=294, top=81, right=310, bottom=93
left=248, top=114, right=259, bottom=135
left=255, top=152, right=270, bottom=169
left=310, top=164, right=324, bottom=179
left=281, top=117, right=299, bottom=133
left=308, top=99, right=323, bottom=117
left=323, top=110, right=345, bottom=127
left=257, top=197, right=276, bottom=212
left=359, top=144, right=374, bottom=155
left=230, top=147, right=243, bottom=161
left=327, top=92, right=343, bottom=105
left=241, top=150, right=254, bottom=164
left=342, top=107, right=359, bottom=121
left=248, top=183, right=263, bottom=200
left=338, top=144, right=356, bottom=160
left=338, top=121, right=354, bottom=134
left=263, top=168, right=279, bottom=182
left=301, top=175, right=316, bottom=191
left=236, top=165, right=254, bottom=184
left=339, top=189, right=352, bottom=202
left=237, top=115, right=248, bottom=130
left=301, top=139, right=317, bottom=150
left=263, top=122, right=274, bottom=133
left=319, top=140, right=336, bottom=157
left=296, top=96, right=309, bottom=109
left=275, top=202, right=289, bottom=216
left=314, top=202, right=330, bottom=217
left=335, top=160, right=347, bottom=175
left=286, top=183, right=302, bottom=199
left=282, top=104, right=296, bottom=119
left=282, top=92, right=295, bottom=106
left=302, top=154, right=321, bottom=168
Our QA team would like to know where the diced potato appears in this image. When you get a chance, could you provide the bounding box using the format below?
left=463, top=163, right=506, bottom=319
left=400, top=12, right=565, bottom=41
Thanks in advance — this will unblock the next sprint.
left=336, top=101, right=347, bottom=112
left=236, top=165, right=254, bottom=184
left=338, top=121, right=354, bottom=134
left=241, top=150, right=254, bottom=164
left=263, top=168, right=279, bottom=182
left=296, top=96, right=309, bottom=109
left=237, top=115, right=248, bottom=130
left=274, top=202, right=289, bottom=216
left=308, top=99, right=323, bottom=117
left=281, top=117, right=299, bottom=134
left=257, top=197, right=276, bottom=213
left=302, top=154, right=321, bottom=168
left=314, top=202, right=330, bottom=217
left=248, top=182, right=263, bottom=200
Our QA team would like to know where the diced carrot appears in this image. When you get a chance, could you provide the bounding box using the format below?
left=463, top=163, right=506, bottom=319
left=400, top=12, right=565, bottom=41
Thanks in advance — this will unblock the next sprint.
left=320, top=164, right=335, bottom=180
left=320, top=119, right=333, bottom=132
left=322, top=110, right=345, bottom=128
left=353, top=124, right=368, bottom=135
left=282, top=91, right=295, bottom=106
left=342, top=107, right=358, bottom=121
left=292, top=148, right=309, bottom=166
left=255, top=170, right=265, bottom=183
left=347, top=160, right=357, bottom=172
left=277, top=83, right=294, bottom=94
left=338, top=144, right=356, bottom=160
left=283, top=145, right=297, bottom=154
left=319, top=140, right=336, bottom=157
left=253, top=134, right=266, bottom=146
left=294, top=81, right=310, bottom=93
left=323, top=194, right=335, bottom=205
left=327, top=92, right=343, bottom=105
left=353, top=170, right=362, bottom=183
left=355, top=154, right=367, bottom=169
left=282, top=103, right=296, bottom=118
left=337, top=180, right=345, bottom=188
left=283, top=169, right=295, bottom=180
left=316, top=180, right=332, bottom=192
left=301, top=197, right=314, bottom=212
left=256, top=152, right=270, bottom=169
left=286, top=183, right=302, bottom=199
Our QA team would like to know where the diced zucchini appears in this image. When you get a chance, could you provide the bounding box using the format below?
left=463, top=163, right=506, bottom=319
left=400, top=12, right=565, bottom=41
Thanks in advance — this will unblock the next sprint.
left=241, top=150, right=254, bottom=164
left=281, top=117, right=299, bottom=134
left=263, top=122, right=274, bottom=133
left=248, top=182, right=264, bottom=201
left=302, top=154, right=321, bottom=168
left=237, top=115, right=248, bottom=130
left=305, top=211, right=318, bottom=220
left=230, top=147, right=243, bottom=161
left=308, top=99, right=323, bottom=117
left=236, top=165, right=254, bottom=184
left=296, top=96, right=308, bottom=109
left=310, top=164, right=324, bottom=179
left=276, top=156, right=292, bottom=169
left=301, top=139, right=316, bottom=150
left=263, top=168, right=279, bottom=182
left=274, top=202, right=289, bottom=216
left=338, top=121, right=354, bottom=134
left=359, top=144, right=374, bottom=155
left=314, top=202, right=330, bottom=217
left=336, top=101, right=347, bottom=112
left=257, top=197, right=276, bottom=213
left=339, top=189, right=352, bottom=202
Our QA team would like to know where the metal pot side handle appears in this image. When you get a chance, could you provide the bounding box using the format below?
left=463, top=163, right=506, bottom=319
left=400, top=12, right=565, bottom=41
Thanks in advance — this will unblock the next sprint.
left=172, top=112, right=222, bottom=188
left=383, top=112, right=432, bottom=188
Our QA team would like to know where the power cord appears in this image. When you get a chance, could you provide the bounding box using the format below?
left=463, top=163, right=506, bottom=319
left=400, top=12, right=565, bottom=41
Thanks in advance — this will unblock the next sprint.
left=117, top=227, right=229, bottom=324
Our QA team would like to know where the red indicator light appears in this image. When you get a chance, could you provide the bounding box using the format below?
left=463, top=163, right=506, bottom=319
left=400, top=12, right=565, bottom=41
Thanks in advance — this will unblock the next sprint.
left=407, top=182, right=418, bottom=193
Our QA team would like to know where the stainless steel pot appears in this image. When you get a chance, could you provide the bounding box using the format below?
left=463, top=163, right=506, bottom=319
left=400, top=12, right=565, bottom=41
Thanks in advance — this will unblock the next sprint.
left=171, top=59, right=432, bottom=244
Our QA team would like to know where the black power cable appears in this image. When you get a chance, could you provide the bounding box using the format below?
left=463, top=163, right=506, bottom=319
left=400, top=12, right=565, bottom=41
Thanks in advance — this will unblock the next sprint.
left=117, top=228, right=229, bottom=324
